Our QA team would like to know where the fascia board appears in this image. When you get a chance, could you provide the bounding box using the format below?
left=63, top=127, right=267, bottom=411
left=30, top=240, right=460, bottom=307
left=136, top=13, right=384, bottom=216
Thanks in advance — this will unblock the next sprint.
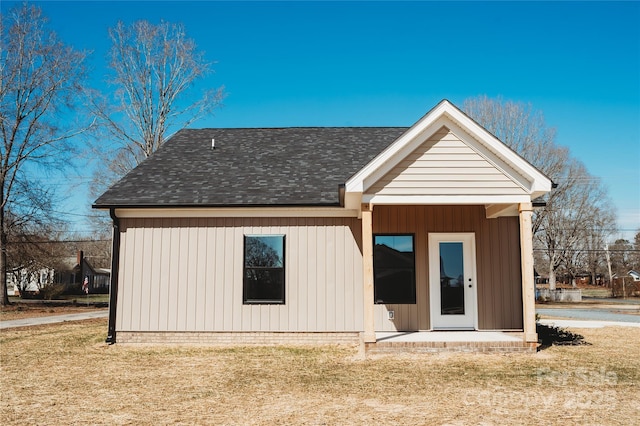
left=362, top=194, right=533, bottom=205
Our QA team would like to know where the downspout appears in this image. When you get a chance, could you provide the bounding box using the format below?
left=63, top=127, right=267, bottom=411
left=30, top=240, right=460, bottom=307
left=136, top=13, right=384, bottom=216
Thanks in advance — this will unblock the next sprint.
left=106, top=208, right=121, bottom=344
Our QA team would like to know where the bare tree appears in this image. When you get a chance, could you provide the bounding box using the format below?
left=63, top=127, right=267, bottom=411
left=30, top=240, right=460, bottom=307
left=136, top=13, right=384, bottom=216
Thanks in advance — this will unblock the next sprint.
left=7, top=226, right=67, bottom=298
left=634, top=230, right=640, bottom=270
left=463, top=96, right=568, bottom=234
left=537, top=159, right=615, bottom=289
left=610, top=238, right=634, bottom=276
left=0, top=3, right=89, bottom=305
left=463, top=96, right=616, bottom=290
left=582, top=206, right=616, bottom=286
left=89, top=19, right=225, bottom=197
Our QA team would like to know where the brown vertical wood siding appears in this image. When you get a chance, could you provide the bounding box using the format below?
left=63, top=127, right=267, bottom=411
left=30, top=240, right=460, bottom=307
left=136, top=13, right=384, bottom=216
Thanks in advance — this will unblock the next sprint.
left=372, top=205, right=523, bottom=331
left=116, top=217, right=364, bottom=333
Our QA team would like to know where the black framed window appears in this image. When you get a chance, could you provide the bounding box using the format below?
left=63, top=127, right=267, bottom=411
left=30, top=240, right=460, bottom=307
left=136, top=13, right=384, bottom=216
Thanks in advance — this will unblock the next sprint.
left=373, top=234, right=416, bottom=304
left=243, top=235, right=285, bottom=304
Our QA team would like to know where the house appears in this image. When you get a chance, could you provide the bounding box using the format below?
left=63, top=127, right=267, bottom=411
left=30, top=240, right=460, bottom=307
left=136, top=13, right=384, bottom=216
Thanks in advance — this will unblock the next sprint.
left=629, top=270, right=640, bottom=282
left=7, top=266, right=54, bottom=295
left=77, top=251, right=111, bottom=293
left=8, top=250, right=111, bottom=296
left=93, top=100, right=552, bottom=350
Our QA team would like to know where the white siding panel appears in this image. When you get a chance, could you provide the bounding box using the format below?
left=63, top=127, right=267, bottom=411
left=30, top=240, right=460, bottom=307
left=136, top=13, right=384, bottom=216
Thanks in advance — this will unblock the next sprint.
left=231, top=220, right=243, bottom=329
left=116, top=222, right=128, bottom=331
left=195, top=219, right=208, bottom=331
left=204, top=225, right=216, bottom=330
left=139, top=224, right=153, bottom=331
left=130, top=224, right=144, bottom=331
left=367, top=127, right=527, bottom=196
left=186, top=221, right=198, bottom=330
left=213, top=223, right=226, bottom=329
left=117, top=217, right=364, bottom=333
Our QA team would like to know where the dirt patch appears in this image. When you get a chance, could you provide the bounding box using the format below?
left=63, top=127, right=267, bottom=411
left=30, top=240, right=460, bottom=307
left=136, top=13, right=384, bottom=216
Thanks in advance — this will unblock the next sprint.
left=0, top=303, right=104, bottom=321
left=1, top=320, right=639, bottom=425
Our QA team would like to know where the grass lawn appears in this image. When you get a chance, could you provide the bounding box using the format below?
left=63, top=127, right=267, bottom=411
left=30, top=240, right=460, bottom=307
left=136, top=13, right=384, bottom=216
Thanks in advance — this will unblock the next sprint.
left=56, top=294, right=110, bottom=303
left=581, top=288, right=613, bottom=298
left=1, top=319, right=639, bottom=425
left=1, top=298, right=107, bottom=321
left=8, top=294, right=110, bottom=304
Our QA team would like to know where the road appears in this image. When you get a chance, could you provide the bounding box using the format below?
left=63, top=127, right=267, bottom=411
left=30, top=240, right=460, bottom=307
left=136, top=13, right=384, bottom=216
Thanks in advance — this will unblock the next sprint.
left=2, top=298, right=638, bottom=330
left=536, top=297, right=640, bottom=325
left=0, top=309, right=109, bottom=329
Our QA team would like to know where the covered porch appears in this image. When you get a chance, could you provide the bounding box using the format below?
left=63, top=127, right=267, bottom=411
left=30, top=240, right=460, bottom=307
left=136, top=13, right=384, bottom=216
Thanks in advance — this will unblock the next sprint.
left=357, top=203, right=539, bottom=348
left=343, top=101, right=551, bottom=349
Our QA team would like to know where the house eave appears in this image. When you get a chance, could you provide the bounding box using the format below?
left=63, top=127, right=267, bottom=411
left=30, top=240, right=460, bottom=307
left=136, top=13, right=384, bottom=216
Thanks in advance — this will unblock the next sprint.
left=361, top=194, right=534, bottom=206
left=97, top=205, right=360, bottom=219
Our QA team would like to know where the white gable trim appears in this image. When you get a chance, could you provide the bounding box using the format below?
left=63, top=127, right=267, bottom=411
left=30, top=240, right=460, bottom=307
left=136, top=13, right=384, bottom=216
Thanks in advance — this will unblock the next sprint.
left=362, top=194, right=533, bottom=205
left=345, top=100, right=552, bottom=201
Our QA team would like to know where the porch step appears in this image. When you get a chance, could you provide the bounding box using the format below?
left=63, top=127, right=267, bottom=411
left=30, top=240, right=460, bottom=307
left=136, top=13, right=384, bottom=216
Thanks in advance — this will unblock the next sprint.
left=365, top=332, right=537, bottom=354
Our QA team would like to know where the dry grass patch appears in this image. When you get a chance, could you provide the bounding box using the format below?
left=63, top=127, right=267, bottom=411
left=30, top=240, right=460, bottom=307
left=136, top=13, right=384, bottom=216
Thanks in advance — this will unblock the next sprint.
left=1, top=320, right=639, bottom=425
left=0, top=303, right=105, bottom=321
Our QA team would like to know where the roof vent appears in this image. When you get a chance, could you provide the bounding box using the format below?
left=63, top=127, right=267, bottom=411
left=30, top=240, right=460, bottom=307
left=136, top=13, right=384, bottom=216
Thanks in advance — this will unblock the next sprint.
left=211, top=138, right=215, bottom=149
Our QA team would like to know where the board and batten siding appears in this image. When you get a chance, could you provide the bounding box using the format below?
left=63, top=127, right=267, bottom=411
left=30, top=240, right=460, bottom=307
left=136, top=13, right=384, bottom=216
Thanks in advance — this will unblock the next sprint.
left=116, top=217, right=364, bottom=333
left=372, top=205, right=523, bottom=332
left=367, top=127, right=529, bottom=196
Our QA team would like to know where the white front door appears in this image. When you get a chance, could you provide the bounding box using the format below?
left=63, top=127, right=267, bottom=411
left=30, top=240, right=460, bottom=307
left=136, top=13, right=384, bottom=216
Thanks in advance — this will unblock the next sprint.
left=429, top=233, right=477, bottom=330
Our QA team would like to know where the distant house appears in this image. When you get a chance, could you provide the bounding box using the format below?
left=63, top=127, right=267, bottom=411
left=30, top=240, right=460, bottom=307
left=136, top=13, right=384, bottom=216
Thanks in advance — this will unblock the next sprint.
left=94, top=100, right=552, bottom=350
left=7, top=266, right=54, bottom=295
left=8, top=250, right=110, bottom=296
left=629, top=270, right=640, bottom=282
left=77, top=252, right=111, bottom=293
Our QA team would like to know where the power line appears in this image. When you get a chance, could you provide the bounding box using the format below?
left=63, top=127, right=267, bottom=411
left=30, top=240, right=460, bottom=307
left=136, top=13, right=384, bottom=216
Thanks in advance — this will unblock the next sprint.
left=7, top=240, right=110, bottom=245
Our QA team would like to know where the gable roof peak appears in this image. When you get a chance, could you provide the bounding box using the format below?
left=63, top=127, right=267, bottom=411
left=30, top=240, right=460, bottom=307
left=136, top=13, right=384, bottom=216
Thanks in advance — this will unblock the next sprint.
left=344, top=99, right=553, bottom=201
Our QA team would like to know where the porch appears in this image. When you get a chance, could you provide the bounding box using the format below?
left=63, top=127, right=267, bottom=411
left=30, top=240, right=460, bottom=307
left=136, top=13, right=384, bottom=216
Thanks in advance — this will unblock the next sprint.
left=365, top=331, right=537, bottom=354
left=343, top=101, right=551, bottom=349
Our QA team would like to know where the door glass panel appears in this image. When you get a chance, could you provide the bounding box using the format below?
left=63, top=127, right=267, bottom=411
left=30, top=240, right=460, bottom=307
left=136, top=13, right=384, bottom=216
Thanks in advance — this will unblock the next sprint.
left=439, top=242, right=464, bottom=315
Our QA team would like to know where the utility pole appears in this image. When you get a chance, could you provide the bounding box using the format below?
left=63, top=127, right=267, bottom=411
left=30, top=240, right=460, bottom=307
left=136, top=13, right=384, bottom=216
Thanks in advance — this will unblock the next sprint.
left=604, top=244, right=613, bottom=297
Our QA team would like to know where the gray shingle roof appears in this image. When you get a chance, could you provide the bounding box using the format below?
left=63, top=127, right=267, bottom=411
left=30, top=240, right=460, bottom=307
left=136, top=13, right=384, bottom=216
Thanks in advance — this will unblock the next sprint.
left=93, top=127, right=408, bottom=207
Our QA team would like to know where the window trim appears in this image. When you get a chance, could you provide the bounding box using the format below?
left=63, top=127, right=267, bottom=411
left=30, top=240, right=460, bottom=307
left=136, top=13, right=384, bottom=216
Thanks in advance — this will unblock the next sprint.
left=243, top=234, right=286, bottom=305
left=373, top=233, right=416, bottom=304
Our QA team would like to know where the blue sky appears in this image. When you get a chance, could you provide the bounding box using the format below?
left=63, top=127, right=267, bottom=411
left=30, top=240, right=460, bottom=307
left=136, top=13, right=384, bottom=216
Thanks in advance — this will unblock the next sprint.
left=6, top=1, right=639, bottom=239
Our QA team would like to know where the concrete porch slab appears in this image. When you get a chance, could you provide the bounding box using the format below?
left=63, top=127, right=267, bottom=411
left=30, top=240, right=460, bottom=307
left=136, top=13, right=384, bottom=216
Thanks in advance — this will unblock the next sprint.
left=376, top=331, right=523, bottom=343
left=367, top=331, right=535, bottom=354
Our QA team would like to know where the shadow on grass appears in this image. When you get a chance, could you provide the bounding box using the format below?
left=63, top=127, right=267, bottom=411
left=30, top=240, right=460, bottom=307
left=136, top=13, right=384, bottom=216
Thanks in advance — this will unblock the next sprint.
left=536, top=322, right=591, bottom=351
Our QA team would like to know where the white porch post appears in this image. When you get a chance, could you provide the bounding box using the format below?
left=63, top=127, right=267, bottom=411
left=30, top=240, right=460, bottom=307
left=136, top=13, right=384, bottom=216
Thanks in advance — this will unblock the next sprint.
left=519, top=202, right=537, bottom=343
left=362, top=204, right=376, bottom=343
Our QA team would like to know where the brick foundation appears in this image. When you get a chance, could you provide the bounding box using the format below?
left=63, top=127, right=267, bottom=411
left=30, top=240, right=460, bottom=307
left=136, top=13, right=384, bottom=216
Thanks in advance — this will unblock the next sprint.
left=116, top=331, right=538, bottom=354
left=116, top=331, right=362, bottom=346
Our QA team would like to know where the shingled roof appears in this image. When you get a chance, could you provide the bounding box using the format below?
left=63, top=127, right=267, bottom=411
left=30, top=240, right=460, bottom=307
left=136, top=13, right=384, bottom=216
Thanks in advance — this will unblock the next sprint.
left=93, top=127, right=407, bottom=208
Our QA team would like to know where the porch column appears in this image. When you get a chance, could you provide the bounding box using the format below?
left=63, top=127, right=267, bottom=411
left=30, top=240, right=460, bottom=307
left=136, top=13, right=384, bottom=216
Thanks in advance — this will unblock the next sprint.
left=519, top=202, right=537, bottom=343
left=362, top=204, right=376, bottom=343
